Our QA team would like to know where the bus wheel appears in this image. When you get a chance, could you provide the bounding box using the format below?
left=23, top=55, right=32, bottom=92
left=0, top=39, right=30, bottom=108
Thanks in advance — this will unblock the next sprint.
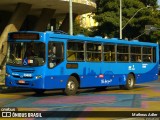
left=33, top=89, right=45, bottom=95
left=121, top=74, right=135, bottom=90
left=64, top=76, right=78, bottom=96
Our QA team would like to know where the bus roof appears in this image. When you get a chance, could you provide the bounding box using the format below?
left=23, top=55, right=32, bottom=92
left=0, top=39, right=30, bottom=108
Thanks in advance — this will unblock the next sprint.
left=9, top=31, right=158, bottom=47
left=46, top=31, right=157, bottom=46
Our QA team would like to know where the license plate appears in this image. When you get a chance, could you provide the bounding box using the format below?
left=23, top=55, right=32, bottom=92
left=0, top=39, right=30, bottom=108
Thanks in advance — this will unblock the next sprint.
left=18, top=80, right=25, bottom=84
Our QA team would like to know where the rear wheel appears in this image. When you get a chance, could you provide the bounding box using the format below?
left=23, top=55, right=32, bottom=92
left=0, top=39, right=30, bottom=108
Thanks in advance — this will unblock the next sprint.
left=64, top=76, right=79, bottom=96
left=120, top=74, right=135, bottom=90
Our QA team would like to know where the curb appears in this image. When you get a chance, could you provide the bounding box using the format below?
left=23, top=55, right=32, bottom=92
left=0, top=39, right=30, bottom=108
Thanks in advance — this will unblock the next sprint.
left=0, top=84, right=9, bottom=93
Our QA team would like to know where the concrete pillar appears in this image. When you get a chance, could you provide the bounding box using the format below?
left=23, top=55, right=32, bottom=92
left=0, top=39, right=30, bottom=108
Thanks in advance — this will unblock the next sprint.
left=59, top=13, right=78, bottom=33
left=0, top=11, right=12, bottom=34
left=0, top=3, right=32, bottom=66
left=21, top=15, right=38, bottom=31
left=34, top=8, right=56, bottom=31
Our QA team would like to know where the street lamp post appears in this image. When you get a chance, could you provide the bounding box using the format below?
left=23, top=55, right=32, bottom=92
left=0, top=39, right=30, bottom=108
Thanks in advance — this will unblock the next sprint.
left=122, top=5, right=151, bottom=30
left=69, top=0, right=73, bottom=35
left=120, top=0, right=122, bottom=39
left=119, top=1, right=151, bottom=39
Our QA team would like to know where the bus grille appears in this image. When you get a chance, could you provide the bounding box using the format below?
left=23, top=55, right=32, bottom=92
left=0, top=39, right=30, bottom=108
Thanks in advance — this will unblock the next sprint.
left=12, top=75, right=33, bottom=79
left=11, top=69, right=34, bottom=73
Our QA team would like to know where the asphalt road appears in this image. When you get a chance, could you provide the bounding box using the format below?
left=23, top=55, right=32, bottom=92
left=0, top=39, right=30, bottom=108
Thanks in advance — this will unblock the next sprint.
left=0, top=79, right=160, bottom=120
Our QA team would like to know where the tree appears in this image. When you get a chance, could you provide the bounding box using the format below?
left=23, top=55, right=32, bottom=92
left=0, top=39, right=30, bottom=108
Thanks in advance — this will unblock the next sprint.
left=151, top=30, right=160, bottom=43
left=141, top=0, right=157, bottom=6
left=94, top=0, right=120, bottom=38
left=73, top=18, right=91, bottom=36
left=94, top=0, right=160, bottom=42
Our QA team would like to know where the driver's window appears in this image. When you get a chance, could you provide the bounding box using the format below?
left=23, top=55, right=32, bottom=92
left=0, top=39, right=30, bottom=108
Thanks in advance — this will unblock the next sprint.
left=48, top=42, right=64, bottom=68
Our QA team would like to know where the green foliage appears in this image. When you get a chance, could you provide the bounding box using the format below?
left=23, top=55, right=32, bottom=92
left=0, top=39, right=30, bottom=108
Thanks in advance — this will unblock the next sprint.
left=73, top=20, right=91, bottom=36
left=151, top=30, right=160, bottom=43
left=141, top=0, right=157, bottom=6
left=94, top=0, right=160, bottom=42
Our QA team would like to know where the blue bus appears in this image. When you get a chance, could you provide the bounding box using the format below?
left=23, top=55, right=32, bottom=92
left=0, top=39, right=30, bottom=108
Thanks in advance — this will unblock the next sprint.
left=159, top=44, right=160, bottom=74
left=5, top=31, right=159, bottom=95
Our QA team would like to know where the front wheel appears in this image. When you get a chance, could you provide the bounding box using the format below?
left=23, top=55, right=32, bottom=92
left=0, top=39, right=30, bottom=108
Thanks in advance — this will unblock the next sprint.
left=120, top=74, right=135, bottom=90
left=64, top=76, right=79, bottom=96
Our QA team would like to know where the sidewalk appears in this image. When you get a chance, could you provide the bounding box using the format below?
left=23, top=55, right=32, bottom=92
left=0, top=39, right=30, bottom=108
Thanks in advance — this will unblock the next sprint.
left=0, top=72, right=6, bottom=92
left=0, top=82, right=8, bottom=93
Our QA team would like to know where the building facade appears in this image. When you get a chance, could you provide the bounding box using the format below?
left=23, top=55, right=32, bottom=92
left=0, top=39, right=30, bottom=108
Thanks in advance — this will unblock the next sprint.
left=0, top=0, right=96, bottom=67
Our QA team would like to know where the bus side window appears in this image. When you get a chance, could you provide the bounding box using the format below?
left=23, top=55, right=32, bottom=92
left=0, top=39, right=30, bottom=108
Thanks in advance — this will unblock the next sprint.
left=137, top=56, right=141, bottom=62
left=117, top=45, right=129, bottom=62
left=124, top=55, right=128, bottom=61
left=67, top=51, right=76, bottom=61
left=86, top=43, right=101, bottom=62
left=67, top=41, right=84, bottom=61
left=48, top=42, right=64, bottom=68
left=104, top=44, right=115, bottom=62
left=130, top=46, right=142, bottom=62
left=87, top=53, right=92, bottom=61
left=94, top=53, right=100, bottom=61
left=142, top=47, right=152, bottom=63
left=55, top=42, right=64, bottom=64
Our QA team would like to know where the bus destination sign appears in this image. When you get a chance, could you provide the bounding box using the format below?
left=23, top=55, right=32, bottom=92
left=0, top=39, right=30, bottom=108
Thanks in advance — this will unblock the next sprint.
left=10, top=33, right=40, bottom=40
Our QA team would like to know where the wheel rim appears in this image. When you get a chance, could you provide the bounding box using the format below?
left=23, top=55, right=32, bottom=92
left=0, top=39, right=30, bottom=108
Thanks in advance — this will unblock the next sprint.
left=67, top=80, right=75, bottom=91
left=128, top=77, right=134, bottom=87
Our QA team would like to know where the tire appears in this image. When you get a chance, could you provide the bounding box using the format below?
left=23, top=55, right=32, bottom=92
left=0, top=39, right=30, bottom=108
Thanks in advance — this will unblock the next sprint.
left=120, top=74, right=135, bottom=90
left=33, top=89, right=45, bottom=95
left=64, top=76, right=79, bottom=96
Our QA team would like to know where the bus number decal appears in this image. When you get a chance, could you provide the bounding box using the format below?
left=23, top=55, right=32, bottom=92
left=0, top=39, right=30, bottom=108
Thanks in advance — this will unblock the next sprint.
left=24, top=73, right=32, bottom=77
left=142, top=64, right=148, bottom=68
left=128, top=65, right=135, bottom=70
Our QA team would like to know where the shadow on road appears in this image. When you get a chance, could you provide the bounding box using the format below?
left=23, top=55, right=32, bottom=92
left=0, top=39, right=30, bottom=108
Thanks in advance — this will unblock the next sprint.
left=0, top=80, right=159, bottom=96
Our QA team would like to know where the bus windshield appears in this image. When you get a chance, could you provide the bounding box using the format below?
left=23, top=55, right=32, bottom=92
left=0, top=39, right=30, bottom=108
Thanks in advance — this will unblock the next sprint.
left=6, top=42, right=45, bottom=66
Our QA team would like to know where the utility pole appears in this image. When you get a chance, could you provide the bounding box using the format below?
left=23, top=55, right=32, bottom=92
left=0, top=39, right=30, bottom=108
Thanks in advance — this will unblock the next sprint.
left=69, top=0, right=73, bottom=35
left=120, top=0, right=122, bottom=39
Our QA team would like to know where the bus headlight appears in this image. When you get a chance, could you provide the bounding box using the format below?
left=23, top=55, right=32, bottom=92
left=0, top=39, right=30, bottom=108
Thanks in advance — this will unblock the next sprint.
left=5, top=73, right=10, bottom=77
left=35, top=75, right=42, bottom=79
